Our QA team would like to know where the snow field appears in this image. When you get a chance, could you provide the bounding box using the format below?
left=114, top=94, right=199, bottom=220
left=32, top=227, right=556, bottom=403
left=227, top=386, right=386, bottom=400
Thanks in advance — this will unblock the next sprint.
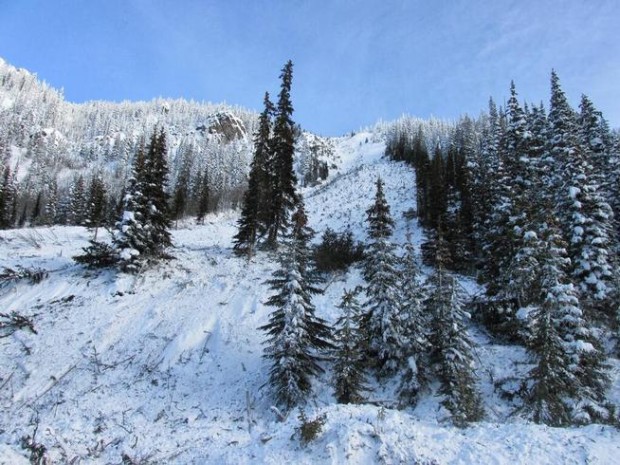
left=1, top=133, right=619, bottom=464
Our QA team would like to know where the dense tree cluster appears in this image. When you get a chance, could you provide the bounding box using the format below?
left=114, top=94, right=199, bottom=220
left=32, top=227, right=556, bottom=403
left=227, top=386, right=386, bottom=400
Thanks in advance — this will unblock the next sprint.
left=386, top=71, right=619, bottom=426
left=262, top=178, right=483, bottom=426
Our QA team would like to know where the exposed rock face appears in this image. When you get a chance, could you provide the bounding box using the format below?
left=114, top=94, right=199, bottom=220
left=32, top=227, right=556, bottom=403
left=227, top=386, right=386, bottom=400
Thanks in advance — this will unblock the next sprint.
left=196, top=111, right=247, bottom=143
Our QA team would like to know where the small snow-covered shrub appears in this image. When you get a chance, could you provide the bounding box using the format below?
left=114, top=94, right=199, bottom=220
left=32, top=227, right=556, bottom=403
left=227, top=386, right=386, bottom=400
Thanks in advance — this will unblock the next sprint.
left=296, top=409, right=326, bottom=445
left=313, top=227, right=364, bottom=273
left=73, top=240, right=118, bottom=269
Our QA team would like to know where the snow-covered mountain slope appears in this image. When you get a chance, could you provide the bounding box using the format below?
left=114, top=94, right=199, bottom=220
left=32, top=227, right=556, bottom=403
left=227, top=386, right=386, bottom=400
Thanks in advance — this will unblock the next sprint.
left=0, top=57, right=336, bottom=208
left=1, top=133, right=619, bottom=464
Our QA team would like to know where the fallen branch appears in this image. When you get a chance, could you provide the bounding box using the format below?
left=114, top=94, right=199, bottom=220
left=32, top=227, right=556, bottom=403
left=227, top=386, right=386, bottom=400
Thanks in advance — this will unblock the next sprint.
left=0, top=266, right=48, bottom=287
left=270, top=405, right=287, bottom=422
left=0, top=312, right=37, bottom=338
left=18, top=364, right=77, bottom=411
left=0, top=372, right=14, bottom=391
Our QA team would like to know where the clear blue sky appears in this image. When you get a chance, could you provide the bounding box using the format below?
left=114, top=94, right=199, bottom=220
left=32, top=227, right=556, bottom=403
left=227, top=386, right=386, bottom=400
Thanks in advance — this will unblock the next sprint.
left=1, top=0, right=618, bottom=135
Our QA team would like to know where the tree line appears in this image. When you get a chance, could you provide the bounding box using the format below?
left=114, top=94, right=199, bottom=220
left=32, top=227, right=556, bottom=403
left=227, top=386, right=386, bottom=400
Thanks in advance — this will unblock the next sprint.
left=384, top=71, right=619, bottom=426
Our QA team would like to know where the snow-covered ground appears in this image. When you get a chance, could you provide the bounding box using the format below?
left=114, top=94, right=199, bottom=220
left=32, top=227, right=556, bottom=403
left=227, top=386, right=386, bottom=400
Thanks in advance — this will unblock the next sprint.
left=1, top=133, right=619, bottom=464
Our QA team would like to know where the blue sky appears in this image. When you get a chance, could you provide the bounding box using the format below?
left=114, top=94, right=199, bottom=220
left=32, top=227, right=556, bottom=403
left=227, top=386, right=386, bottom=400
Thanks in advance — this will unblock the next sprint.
left=0, top=0, right=618, bottom=135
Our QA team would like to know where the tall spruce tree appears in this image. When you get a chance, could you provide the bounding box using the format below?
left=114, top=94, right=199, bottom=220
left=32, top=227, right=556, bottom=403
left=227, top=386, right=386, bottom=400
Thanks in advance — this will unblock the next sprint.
left=501, top=103, right=550, bottom=315
left=195, top=166, right=210, bottom=224
left=427, top=231, right=484, bottom=426
left=112, top=130, right=172, bottom=272
left=482, top=83, right=525, bottom=299
left=113, top=142, right=150, bottom=272
left=0, top=164, right=17, bottom=229
left=144, top=128, right=172, bottom=255
left=578, top=95, right=611, bottom=180
left=469, top=98, right=500, bottom=271
left=607, top=130, right=620, bottom=247
left=332, top=288, right=369, bottom=404
left=572, top=95, right=618, bottom=315
left=522, top=225, right=610, bottom=425
left=86, top=173, right=108, bottom=241
left=398, top=237, right=430, bottom=406
left=68, top=175, right=87, bottom=226
left=547, top=75, right=616, bottom=317
left=522, top=279, right=575, bottom=425
left=171, top=146, right=193, bottom=225
left=362, top=177, right=403, bottom=374
left=266, top=60, right=298, bottom=248
left=233, top=92, right=275, bottom=256
left=483, top=82, right=534, bottom=336
left=259, top=200, right=332, bottom=408
left=548, top=70, right=578, bottom=176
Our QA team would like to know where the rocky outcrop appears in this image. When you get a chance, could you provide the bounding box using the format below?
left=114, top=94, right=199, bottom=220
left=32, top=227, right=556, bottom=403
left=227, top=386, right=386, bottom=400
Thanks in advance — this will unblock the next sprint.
left=196, top=111, right=247, bottom=143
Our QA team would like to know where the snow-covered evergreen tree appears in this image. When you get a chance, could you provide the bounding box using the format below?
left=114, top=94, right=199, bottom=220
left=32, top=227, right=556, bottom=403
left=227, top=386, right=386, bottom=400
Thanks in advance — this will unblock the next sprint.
left=427, top=232, right=484, bottom=426
left=142, top=128, right=172, bottom=256
left=362, top=177, right=403, bottom=374
left=233, top=93, right=275, bottom=256
left=113, top=143, right=150, bottom=272
left=332, top=288, right=369, bottom=404
left=522, top=285, right=574, bottom=425
left=571, top=95, right=618, bottom=315
left=86, top=173, right=108, bottom=241
left=522, top=226, right=610, bottom=425
left=0, top=164, right=17, bottom=229
left=546, top=76, right=616, bottom=317
left=195, top=167, right=210, bottom=224
left=482, top=83, right=546, bottom=339
left=266, top=61, right=299, bottom=248
left=112, top=129, right=172, bottom=272
left=547, top=70, right=578, bottom=182
left=260, top=200, right=332, bottom=408
left=482, top=82, right=525, bottom=302
left=68, top=175, right=87, bottom=226
left=397, top=237, right=429, bottom=406
left=473, top=97, right=502, bottom=233
left=607, top=133, right=620, bottom=247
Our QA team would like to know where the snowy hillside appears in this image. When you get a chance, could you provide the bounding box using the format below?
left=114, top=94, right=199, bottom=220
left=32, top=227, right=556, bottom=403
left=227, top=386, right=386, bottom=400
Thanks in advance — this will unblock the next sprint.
left=1, top=133, right=619, bottom=464
left=0, top=57, right=336, bottom=220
